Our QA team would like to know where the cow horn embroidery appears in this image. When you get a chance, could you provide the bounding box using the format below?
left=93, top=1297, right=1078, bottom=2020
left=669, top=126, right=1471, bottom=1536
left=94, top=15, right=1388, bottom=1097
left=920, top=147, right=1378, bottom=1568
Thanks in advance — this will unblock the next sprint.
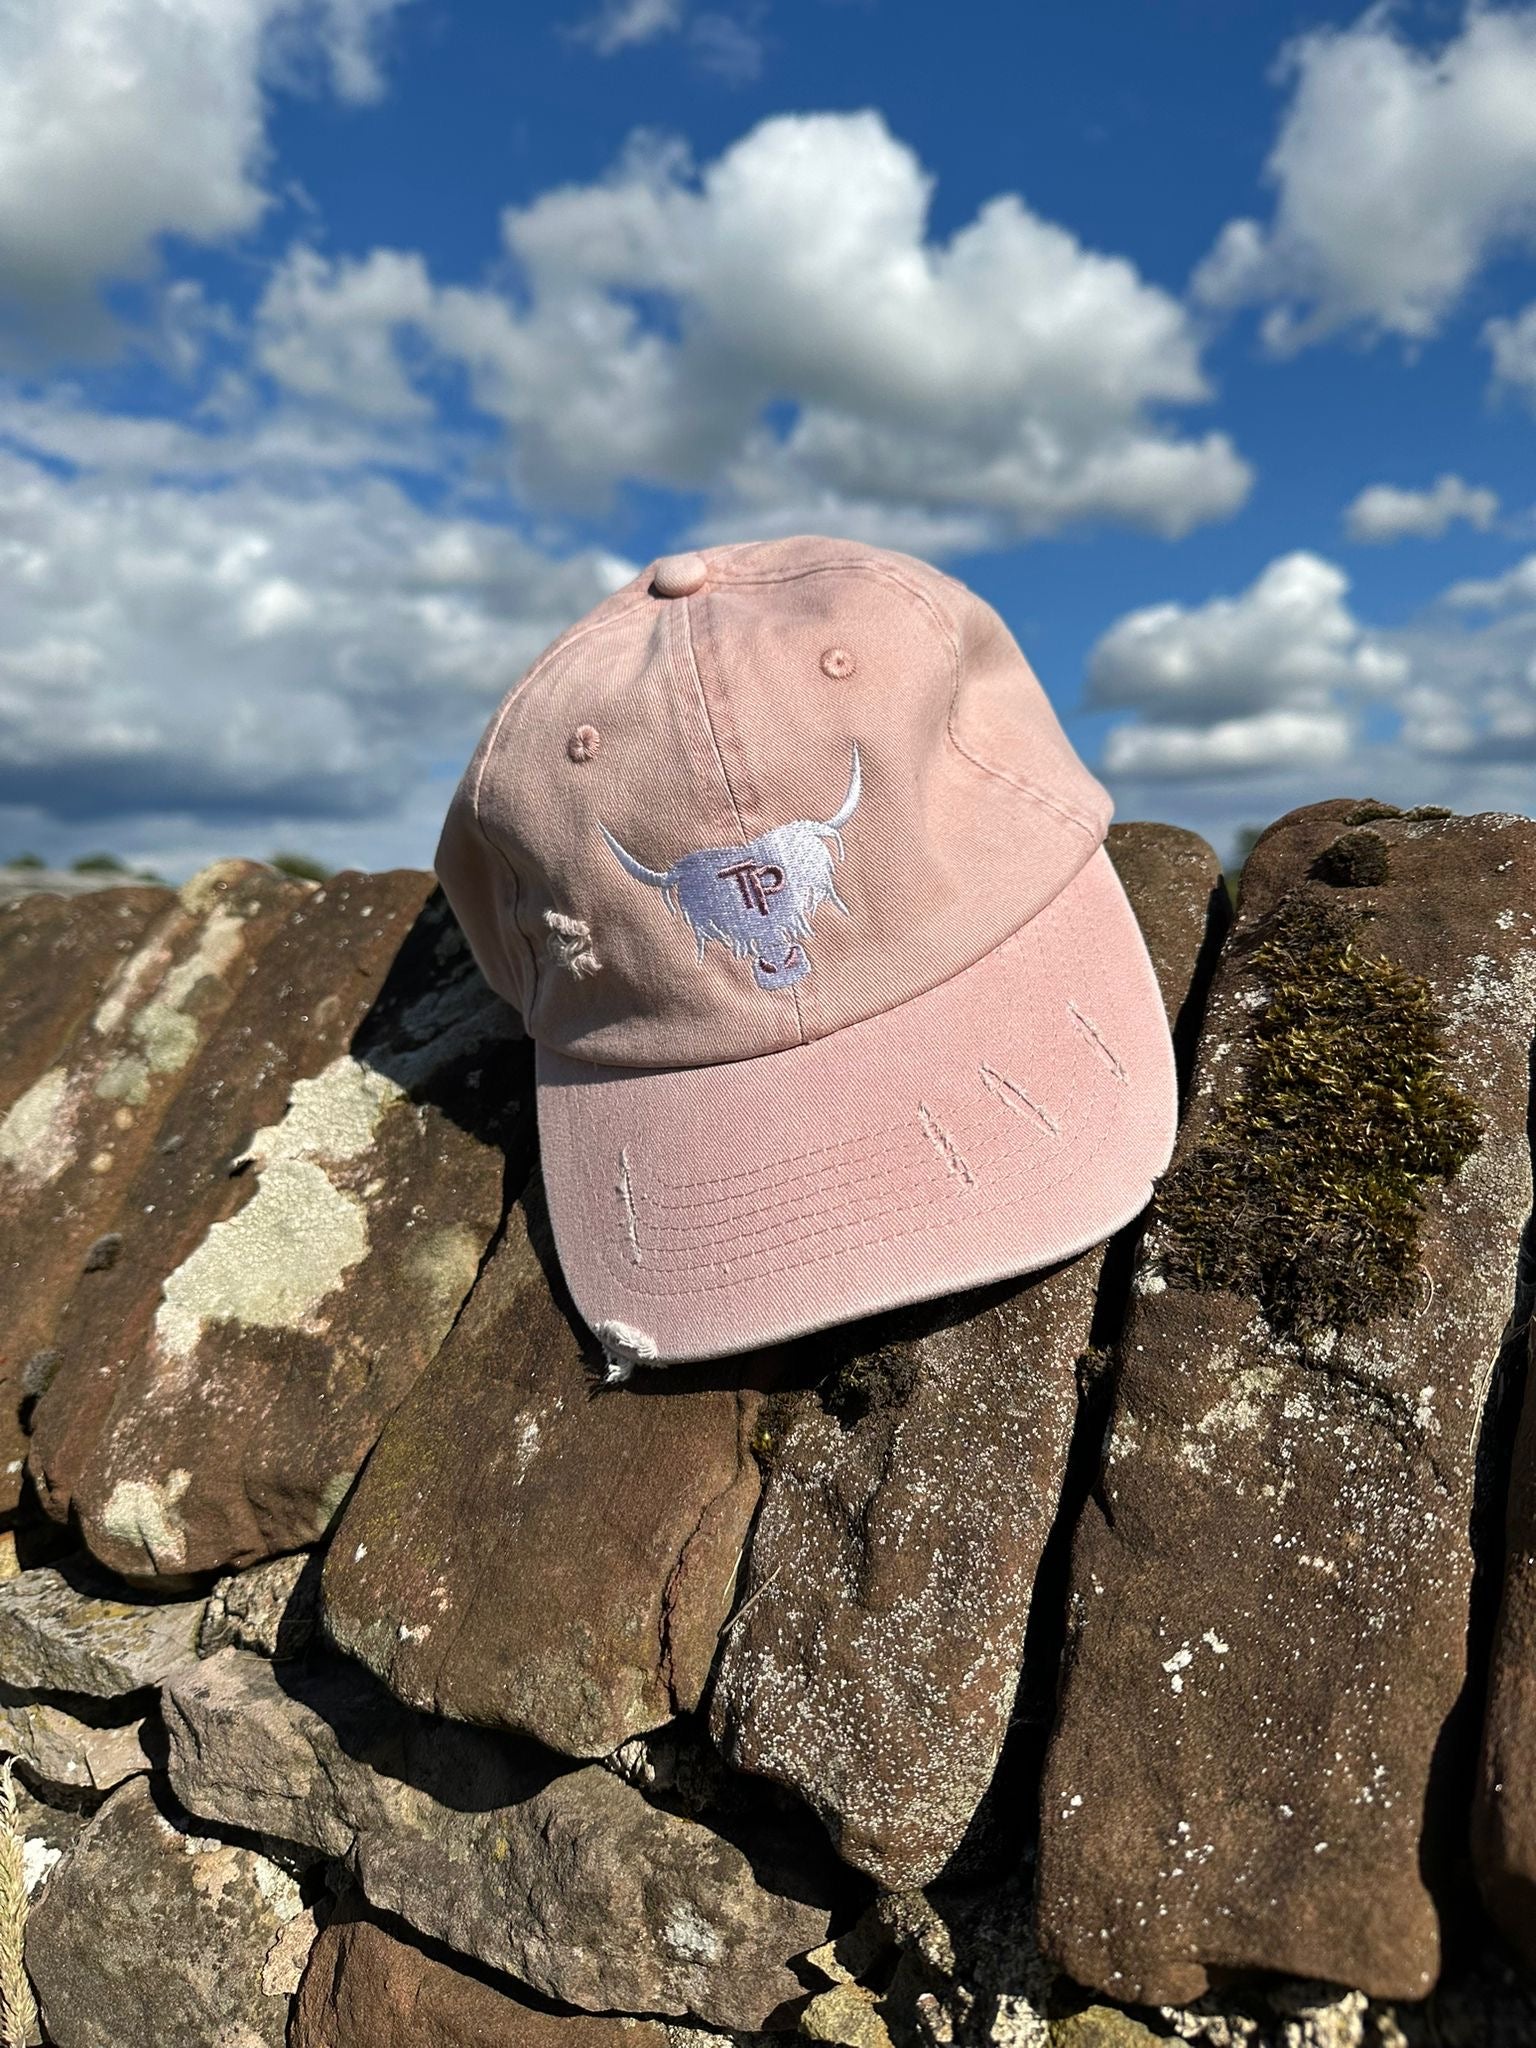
left=599, top=742, right=860, bottom=991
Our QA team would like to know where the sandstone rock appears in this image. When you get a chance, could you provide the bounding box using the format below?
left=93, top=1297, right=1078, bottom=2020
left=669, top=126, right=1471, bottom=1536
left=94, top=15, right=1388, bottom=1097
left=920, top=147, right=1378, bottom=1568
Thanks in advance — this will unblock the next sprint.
left=0, top=1688, right=150, bottom=1793
left=872, top=1875, right=1055, bottom=2048
left=164, top=1649, right=839, bottom=2028
left=1103, top=822, right=1232, bottom=1086
left=30, top=875, right=527, bottom=1579
left=26, top=1773, right=312, bottom=2048
left=0, top=1563, right=201, bottom=1695
left=10, top=1776, right=89, bottom=1904
left=293, top=1891, right=671, bottom=2048
left=1472, top=1322, right=1536, bottom=1967
left=0, top=885, right=169, bottom=1117
left=709, top=825, right=1225, bottom=1887
left=200, top=1549, right=318, bottom=1659
left=322, top=1174, right=770, bottom=1758
left=0, top=863, right=298, bottom=1512
left=1036, top=803, right=1536, bottom=2004
left=1051, top=2011, right=1162, bottom=2048
left=712, top=1281, right=1091, bottom=1894
left=0, top=867, right=165, bottom=901
left=799, top=1981, right=894, bottom=2047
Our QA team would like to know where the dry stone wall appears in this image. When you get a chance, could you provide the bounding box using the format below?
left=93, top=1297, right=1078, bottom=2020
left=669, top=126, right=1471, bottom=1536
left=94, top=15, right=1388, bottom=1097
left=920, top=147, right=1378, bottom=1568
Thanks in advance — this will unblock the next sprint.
left=0, top=809, right=1531, bottom=2048
left=1037, top=802, right=1536, bottom=2007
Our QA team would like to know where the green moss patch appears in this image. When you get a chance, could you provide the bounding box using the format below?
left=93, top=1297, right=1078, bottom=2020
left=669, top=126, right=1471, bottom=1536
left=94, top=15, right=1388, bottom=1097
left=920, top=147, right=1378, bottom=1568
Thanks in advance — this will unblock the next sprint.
left=821, top=1344, right=921, bottom=1424
left=1343, top=799, right=1402, bottom=825
left=1312, top=827, right=1390, bottom=888
left=1157, top=893, right=1481, bottom=1333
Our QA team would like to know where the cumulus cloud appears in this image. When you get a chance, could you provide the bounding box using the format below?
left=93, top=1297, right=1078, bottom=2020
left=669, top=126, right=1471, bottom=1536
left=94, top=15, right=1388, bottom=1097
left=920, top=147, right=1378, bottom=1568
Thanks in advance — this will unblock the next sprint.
left=297, top=0, right=415, bottom=101
left=254, top=247, right=436, bottom=419
left=1344, top=473, right=1500, bottom=543
left=0, top=0, right=415, bottom=361
left=1092, top=550, right=1536, bottom=857
left=686, top=11, right=767, bottom=84
left=252, top=112, right=1252, bottom=552
left=1088, top=552, right=1406, bottom=738
left=1194, top=6, right=1536, bottom=351
left=0, top=384, right=442, bottom=485
left=1385, top=606, right=1536, bottom=762
left=1444, top=553, right=1536, bottom=609
left=1486, top=300, right=1536, bottom=404
left=0, top=444, right=631, bottom=866
left=1101, top=707, right=1353, bottom=780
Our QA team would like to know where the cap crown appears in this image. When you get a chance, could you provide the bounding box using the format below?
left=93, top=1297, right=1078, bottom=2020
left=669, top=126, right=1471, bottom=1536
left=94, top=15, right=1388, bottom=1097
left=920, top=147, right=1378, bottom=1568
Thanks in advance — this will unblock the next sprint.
left=437, top=536, right=1111, bottom=1070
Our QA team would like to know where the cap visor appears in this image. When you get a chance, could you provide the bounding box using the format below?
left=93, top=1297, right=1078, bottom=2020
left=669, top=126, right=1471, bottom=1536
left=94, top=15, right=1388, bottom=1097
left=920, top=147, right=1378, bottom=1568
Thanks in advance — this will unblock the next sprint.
left=537, top=845, right=1178, bottom=1364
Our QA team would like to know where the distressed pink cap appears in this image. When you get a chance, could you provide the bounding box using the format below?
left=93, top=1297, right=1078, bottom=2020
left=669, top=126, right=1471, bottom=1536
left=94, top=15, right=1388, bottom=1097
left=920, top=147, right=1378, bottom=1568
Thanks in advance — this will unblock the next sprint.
left=436, top=536, right=1177, bottom=1371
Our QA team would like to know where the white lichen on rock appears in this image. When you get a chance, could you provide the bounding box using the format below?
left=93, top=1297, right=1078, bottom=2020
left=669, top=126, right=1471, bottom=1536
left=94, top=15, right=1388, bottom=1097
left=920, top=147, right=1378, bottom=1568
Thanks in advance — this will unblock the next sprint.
left=92, top=895, right=255, bottom=1111
left=0, top=1065, right=71, bottom=1184
left=99, top=1469, right=193, bottom=1572
left=152, top=1055, right=404, bottom=1361
left=155, top=1160, right=370, bottom=1361
left=253, top=1056, right=403, bottom=1168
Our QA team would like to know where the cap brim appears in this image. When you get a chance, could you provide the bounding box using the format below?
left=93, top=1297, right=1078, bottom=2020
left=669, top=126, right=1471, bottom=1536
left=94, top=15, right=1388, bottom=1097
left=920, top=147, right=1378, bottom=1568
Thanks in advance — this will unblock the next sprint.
left=537, top=845, right=1178, bottom=1364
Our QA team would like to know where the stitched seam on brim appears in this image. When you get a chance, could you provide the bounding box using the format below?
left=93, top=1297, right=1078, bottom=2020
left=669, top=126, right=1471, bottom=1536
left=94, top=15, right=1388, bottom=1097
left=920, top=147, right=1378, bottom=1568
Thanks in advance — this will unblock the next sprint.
left=622, top=1038, right=1123, bottom=1260
left=567, top=906, right=1171, bottom=1291
left=629, top=1066, right=1085, bottom=1227
left=630, top=1105, right=1064, bottom=1228
left=543, top=865, right=1145, bottom=1207
left=584, top=1099, right=1135, bottom=1297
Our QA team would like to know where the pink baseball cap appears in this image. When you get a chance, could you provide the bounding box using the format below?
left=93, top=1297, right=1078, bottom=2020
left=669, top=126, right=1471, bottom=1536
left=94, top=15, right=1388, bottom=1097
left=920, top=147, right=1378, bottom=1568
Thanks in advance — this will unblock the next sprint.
left=436, top=536, right=1176, bottom=1374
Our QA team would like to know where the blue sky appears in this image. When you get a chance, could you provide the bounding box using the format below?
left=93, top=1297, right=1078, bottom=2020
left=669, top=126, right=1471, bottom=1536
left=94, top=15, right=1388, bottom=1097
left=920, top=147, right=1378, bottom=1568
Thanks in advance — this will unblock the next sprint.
left=2, top=0, right=1535, bottom=876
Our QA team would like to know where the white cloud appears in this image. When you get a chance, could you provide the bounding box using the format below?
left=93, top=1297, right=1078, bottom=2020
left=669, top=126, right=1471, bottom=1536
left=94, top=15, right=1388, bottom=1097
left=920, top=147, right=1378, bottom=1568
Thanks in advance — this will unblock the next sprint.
left=0, top=384, right=442, bottom=483
left=571, top=0, right=685, bottom=54
left=1101, top=706, right=1353, bottom=780
left=1345, top=472, right=1500, bottom=542
left=0, top=0, right=415, bottom=360
left=1093, top=550, right=1536, bottom=852
left=1385, top=610, right=1536, bottom=761
left=1444, top=552, right=1536, bottom=609
left=1194, top=7, right=1536, bottom=351
left=304, top=0, right=415, bottom=102
left=0, top=443, right=631, bottom=865
left=1485, top=300, right=1536, bottom=404
left=568, top=0, right=764, bottom=81
left=1088, top=552, right=1405, bottom=732
left=686, top=11, right=766, bottom=84
left=253, top=111, right=1252, bottom=552
left=254, top=246, right=436, bottom=418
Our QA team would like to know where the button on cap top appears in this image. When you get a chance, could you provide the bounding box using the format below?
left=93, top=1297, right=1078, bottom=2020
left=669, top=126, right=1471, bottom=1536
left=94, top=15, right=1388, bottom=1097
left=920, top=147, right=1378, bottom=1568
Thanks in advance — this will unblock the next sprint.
left=651, top=552, right=707, bottom=598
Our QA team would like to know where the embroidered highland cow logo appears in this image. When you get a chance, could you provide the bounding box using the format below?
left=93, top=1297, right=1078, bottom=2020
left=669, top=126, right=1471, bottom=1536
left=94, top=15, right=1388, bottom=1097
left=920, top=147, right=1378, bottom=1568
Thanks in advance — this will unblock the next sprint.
left=599, top=743, right=861, bottom=991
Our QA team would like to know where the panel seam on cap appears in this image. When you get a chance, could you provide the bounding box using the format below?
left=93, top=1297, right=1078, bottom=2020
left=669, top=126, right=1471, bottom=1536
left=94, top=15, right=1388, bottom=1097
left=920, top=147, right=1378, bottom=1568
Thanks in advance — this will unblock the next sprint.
left=712, top=558, right=1102, bottom=839
left=467, top=596, right=654, bottom=1009
left=680, top=590, right=807, bottom=1046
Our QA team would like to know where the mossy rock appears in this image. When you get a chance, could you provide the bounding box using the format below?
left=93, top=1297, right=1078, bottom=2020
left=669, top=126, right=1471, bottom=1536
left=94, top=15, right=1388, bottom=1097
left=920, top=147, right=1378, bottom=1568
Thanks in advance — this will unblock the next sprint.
left=1157, top=891, right=1480, bottom=1334
left=821, top=1343, right=921, bottom=1424
left=1311, top=827, right=1390, bottom=887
